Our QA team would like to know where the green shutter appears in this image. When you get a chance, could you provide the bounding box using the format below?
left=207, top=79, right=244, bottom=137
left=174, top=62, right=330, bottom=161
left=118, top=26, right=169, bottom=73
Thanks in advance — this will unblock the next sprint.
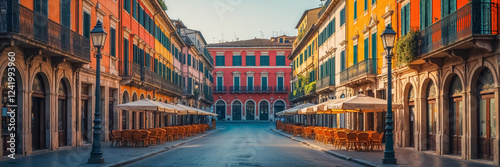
left=353, top=45, right=358, bottom=64
left=278, top=77, right=284, bottom=90
left=364, top=0, right=368, bottom=11
left=110, top=28, right=116, bottom=57
left=354, top=0, right=357, bottom=20
left=83, top=12, right=91, bottom=38
left=364, top=38, right=369, bottom=60
left=262, top=77, right=268, bottom=89
left=247, top=77, right=253, bottom=91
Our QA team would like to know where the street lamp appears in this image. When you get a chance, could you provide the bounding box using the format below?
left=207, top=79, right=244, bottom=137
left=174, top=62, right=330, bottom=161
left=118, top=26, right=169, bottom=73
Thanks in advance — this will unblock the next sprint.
left=380, top=25, right=397, bottom=164
left=88, top=21, right=107, bottom=164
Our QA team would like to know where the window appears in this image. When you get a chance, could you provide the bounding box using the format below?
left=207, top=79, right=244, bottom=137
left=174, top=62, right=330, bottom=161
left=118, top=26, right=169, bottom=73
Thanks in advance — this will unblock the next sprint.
left=133, top=0, right=138, bottom=20
left=309, top=70, right=316, bottom=82
left=261, top=77, right=268, bottom=91
left=371, top=33, right=377, bottom=59
left=246, top=55, right=255, bottom=66
left=234, top=77, right=240, bottom=91
left=373, top=0, right=376, bottom=5
left=364, top=0, right=368, bottom=11
left=340, top=8, right=346, bottom=26
left=188, top=54, right=192, bottom=65
left=354, top=0, right=357, bottom=20
left=364, top=38, right=369, bottom=60
left=300, top=54, right=303, bottom=65
left=277, top=77, right=284, bottom=91
left=154, top=59, right=158, bottom=73
left=110, top=28, right=116, bottom=57
left=60, top=0, right=71, bottom=27
left=83, top=12, right=91, bottom=38
left=276, top=55, right=286, bottom=66
left=124, top=0, right=131, bottom=13
left=123, top=38, right=129, bottom=74
left=341, top=50, right=346, bottom=70
left=247, top=77, right=253, bottom=91
left=260, top=55, right=269, bottom=66
left=34, top=0, right=48, bottom=16
left=233, top=55, right=242, bottom=66
left=420, top=0, right=432, bottom=29
left=401, top=3, right=411, bottom=35
left=441, top=0, right=456, bottom=18
left=353, top=45, right=358, bottom=64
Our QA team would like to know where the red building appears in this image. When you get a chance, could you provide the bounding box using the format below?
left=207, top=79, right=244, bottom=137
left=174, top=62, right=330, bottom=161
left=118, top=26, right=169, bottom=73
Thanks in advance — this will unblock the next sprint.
left=208, top=37, right=295, bottom=121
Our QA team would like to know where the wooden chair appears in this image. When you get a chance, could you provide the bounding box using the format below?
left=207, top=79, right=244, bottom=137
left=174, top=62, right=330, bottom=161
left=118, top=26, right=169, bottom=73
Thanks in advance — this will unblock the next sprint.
left=335, top=131, right=348, bottom=150
left=139, top=130, right=150, bottom=147
left=131, top=130, right=142, bottom=147
left=149, top=130, right=157, bottom=145
left=370, top=132, right=383, bottom=151
left=172, top=127, right=179, bottom=140
left=178, top=127, right=186, bottom=139
left=293, top=127, right=303, bottom=137
left=184, top=126, right=192, bottom=137
left=303, top=127, right=314, bottom=139
left=191, top=125, right=198, bottom=135
left=346, top=133, right=358, bottom=151
left=121, top=130, right=132, bottom=147
left=315, top=129, right=325, bottom=143
left=110, top=130, right=122, bottom=147
left=357, top=133, right=370, bottom=151
left=165, top=128, right=174, bottom=141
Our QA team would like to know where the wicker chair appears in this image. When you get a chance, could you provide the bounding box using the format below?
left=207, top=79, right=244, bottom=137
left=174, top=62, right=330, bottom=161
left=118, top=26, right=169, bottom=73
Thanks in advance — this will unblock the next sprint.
left=110, top=130, right=122, bottom=147
left=131, top=130, right=142, bottom=147
left=370, top=132, right=383, bottom=150
left=346, top=133, right=358, bottom=151
left=357, top=133, right=370, bottom=151
left=315, top=129, right=325, bottom=143
left=177, top=127, right=186, bottom=139
left=323, top=130, right=333, bottom=145
left=335, top=131, right=348, bottom=150
left=139, top=130, right=150, bottom=147
left=149, top=130, right=157, bottom=145
left=165, top=128, right=174, bottom=141
left=303, top=127, right=314, bottom=139
left=121, top=130, right=132, bottom=147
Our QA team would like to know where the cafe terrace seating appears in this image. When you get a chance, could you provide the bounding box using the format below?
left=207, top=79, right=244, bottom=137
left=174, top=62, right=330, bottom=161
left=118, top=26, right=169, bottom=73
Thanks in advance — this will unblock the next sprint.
left=109, top=124, right=210, bottom=147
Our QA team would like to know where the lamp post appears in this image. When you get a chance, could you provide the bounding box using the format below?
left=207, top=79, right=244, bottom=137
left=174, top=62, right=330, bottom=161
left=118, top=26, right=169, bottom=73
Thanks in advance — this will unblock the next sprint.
left=88, top=21, right=107, bottom=164
left=380, top=25, right=397, bottom=164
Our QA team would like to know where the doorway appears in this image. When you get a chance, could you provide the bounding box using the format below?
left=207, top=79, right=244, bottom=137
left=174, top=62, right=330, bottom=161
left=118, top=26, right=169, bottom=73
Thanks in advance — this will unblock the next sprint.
left=232, top=101, right=241, bottom=121
left=259, top=101, right=269, bottom=121
left=246, top=101, right=255, bottom=121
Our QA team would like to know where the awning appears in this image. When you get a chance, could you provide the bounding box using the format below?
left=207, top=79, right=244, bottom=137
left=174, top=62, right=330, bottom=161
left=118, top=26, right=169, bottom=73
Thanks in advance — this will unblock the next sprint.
left=276, top=103, right=315, bottom=116
left=301, top=94, right=403, bottom=114
left=115, top=99, right=177, bottom=114
left=175, top=104, right=217, bottom=116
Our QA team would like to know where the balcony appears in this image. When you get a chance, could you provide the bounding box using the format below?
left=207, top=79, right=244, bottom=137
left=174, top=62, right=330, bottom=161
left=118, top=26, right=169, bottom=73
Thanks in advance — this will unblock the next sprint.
left=340, top=59, right=377, bottom=87
left=0, top=1, right=90, bottom=63
left=213, top=86, right=228, bottom=94
left=289, top=85, right=316, bottom=102
left=274, top=86, right=290, bottom=94
left=120, top=61, right=182, bottom=96
left=316, top=75, right=335, bottom=93
left=415, top=2, right=497, bottom=67
left=230, top=86, right=274, bottom=94
left=318, top=0, right=332, bottom=17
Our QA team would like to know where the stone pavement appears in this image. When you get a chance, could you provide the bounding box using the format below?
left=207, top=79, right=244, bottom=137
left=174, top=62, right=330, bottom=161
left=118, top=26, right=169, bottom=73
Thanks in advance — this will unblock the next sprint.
left=271, top=128, right=496, bottom=167
left=0, top=128, right=222, bottom=167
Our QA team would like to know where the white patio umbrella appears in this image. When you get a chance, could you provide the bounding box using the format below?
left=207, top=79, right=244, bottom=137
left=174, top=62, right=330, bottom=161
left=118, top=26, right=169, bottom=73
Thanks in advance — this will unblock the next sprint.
left=302, top=94, right=403, bottom=114
left=115, top=99, right=177, bottom=114
left=277, top=103, right=315, bottom=116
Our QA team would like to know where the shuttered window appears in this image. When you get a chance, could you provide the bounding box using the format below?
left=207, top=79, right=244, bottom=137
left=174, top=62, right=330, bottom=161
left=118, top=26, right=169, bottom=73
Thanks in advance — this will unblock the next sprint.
left=124, top=0, right=131, bottom=13
left=110, top=28, right=116, bottom=57
left=340, top=8, right=346, bottom=26
left=154, top=59, right=158, bottom=73
left=353, top=45, right=358, bottom=65
left=341, top=50, right=346, bottom=71
left=247, top=77, right=253, bottom=91
left=83, top=12, right=91, bottom=38
left=233, top=55, right=242, bottom=66
left=276, top=55, right=286, bottom=66
left=354, top=0, right=357, bottom=20
left=246, top=55, right=255, bottom=66
left=234, top=77, right=240, bottom=90
left=277, top=77, right=284, bottom=91
left=34, top=0, right=48, bottom=16
left=123, top=38, right=129, bottom=75
left=420, top=0, right=432, bottom=29
left=364, top=38, right=369, bottom=60
left=401, top=3, right=411, bottom=35
left=133, top=0, right=138, bottom=20
left=261, top=77, right=268, bottom=90
left=364, top=0, right=368, bottom=11
left=188, top=54, right=192, bottom=65
left=60, top=0, right=71, bottom=27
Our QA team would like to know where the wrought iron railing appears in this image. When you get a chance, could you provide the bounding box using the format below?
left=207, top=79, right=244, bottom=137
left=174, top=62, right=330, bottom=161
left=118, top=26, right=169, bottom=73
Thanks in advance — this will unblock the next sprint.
left=318, top=0, right=332, bottom=17
left=340, top=58, right=376, bottom=84
left=274, top=86, right=289, bottom=94
left=420, top=2, right=498, bottom=55
left=317, top=75, right=335, bottom=90
left=230, top=86, right=274, bottom=94
left=0, top=1, right=90, bottom=61
left=213, top=86, right=227, bottom=94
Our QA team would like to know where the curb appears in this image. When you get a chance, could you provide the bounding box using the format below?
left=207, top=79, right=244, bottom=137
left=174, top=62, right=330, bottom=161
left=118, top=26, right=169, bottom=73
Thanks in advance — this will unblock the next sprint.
left=108, top=129, right=222, bottom=167
left=270, top=128, right=380, bottom=167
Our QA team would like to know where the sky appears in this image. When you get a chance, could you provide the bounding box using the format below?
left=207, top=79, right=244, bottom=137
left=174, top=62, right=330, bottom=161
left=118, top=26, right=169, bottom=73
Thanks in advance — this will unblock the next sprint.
left=164, top=0, right=323, bottom=44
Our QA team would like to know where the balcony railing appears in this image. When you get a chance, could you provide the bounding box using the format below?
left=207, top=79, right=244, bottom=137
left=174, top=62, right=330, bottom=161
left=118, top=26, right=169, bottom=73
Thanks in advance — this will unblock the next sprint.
left=316, top=75, right=335, bottom=91
left=213, top=86, right=227, bottom=94
left=340, top=58, right=376, bottom=84
left=230, top=86, right=274, bottom=94
left=318, top=0, right=332, bottom=17
left=420, top=2, right=498, bottom=55
left=274, top=86, right=289, bottom=94
left=0, top=1, right=90, bottom=61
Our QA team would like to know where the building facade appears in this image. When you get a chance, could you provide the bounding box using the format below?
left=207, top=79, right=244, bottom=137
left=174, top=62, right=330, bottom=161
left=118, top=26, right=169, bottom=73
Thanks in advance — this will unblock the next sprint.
left=0, top=0, right=210, bottom=158
left=208, top=38, right=293, bottom=121
left=393, top=0, right=500, bottom=164
left=289, top=7, right=322, bottom=106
